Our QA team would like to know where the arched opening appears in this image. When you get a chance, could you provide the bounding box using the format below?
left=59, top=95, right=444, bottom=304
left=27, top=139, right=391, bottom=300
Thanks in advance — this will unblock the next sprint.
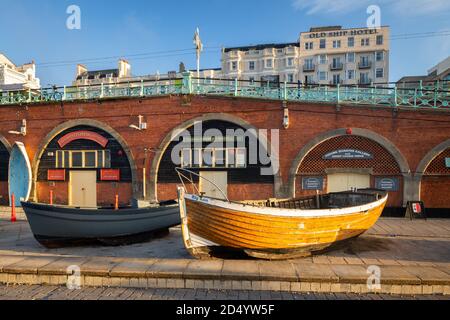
left=0, top=136, right=11, bottom=205
left=417, top=140, right=450, bottom=213
left=288, top=128, right=411, bottom=211
left=33, top=120, right=137, bottom=207
left=150, top=114, right=276, bottom=202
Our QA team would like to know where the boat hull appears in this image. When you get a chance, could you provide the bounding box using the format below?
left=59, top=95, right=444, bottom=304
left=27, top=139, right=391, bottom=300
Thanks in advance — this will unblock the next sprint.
left=178, top=189, right=388, bottom=260
left=8, top=142, right=32, bottom=207
left=21, top=201, right=181, bottom=248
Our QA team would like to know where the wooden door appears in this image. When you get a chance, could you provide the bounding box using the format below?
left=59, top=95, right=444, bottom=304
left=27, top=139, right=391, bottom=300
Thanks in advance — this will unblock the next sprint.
left=69, top=171, right=97, bottom=207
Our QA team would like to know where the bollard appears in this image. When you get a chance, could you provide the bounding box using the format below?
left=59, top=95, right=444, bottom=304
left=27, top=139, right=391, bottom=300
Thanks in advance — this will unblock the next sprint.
left=49, top=190, right=53, bottom=205
left=11, top=193, right=16, bottom=223
left=115, top=194, right=119, bottom=210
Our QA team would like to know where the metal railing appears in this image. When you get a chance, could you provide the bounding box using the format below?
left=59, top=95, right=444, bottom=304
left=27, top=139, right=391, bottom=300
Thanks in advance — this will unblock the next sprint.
left=0, top=73, right=449, bottom=110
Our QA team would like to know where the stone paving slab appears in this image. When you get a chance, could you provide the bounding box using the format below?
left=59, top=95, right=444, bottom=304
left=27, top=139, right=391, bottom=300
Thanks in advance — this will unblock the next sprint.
left=293, top=263, right=340, bottom=283
left=184, top=260, right=224, bottom=280
left=2, top=256, right=59, bottom=275
left=78, top=257, right=126, bottom=277
left=38, top=257, right=90, bottom=276
left=109, top=259, right=158, bottom=278
left=221, top=260, right=261, bottom=281
left=145, top=259, right=190, bottom=279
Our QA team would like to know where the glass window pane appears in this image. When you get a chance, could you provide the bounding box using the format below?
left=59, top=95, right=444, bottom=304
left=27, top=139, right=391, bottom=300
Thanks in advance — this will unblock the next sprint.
left=202, top=149, right=214, bottom=168
left=64, top=152, right=69, bottom=168
left=105, top=150, right=111, bottom=168
left=236, top=149, right=247, bottom=168
left=227, top=149, right=236, bottom=168
left=72, top=152, right=83, bottom=167
left=181, top=149, right=191, bottom=168
left=192, top=149, right=201, bottom=168
left=97, top=151, right=104, bottom=168
left=215, top=149, right=226, bottom=167
left=85, top=151, right=96, bottom=167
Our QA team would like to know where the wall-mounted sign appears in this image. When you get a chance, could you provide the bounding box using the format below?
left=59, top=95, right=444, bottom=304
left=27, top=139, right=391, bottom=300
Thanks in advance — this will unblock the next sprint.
left=100, top=169, right=120, bottom=181
left=375, top=177, right=400, bottom=191
left=58, top=131, right=109, bottom=148
left=302, top=176, right=324, bottom=190
left=308, top=28, right=378, bottom=39
left=47, top=169, right=66, bottom=181
left=323, top=149, right=373, bottom=160
left=446, top=158, right=450, bottom=168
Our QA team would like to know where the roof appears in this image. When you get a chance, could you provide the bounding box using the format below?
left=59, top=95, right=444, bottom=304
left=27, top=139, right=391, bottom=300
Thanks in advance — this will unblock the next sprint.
left=224, top=42, right=300, bottom=53
left=309, top=26, right=342, bottom=32
left=76, top=69, right=119, bottom=80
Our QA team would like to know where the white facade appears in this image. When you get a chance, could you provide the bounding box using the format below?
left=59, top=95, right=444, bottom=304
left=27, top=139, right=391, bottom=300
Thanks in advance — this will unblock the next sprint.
left=220, top=26, right=390, bottom=86
left=0, top=53, right=40, bottom=90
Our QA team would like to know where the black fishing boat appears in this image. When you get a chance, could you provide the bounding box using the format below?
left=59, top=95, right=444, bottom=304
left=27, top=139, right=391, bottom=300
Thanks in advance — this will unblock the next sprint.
left=21, top=201, right=180, bottom=248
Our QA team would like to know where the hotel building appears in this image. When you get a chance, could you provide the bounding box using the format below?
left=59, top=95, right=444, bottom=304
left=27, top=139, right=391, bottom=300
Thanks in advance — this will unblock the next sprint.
left=221, top=25, right=390, bottom=86
left=0, top=53, right=40, bottom=90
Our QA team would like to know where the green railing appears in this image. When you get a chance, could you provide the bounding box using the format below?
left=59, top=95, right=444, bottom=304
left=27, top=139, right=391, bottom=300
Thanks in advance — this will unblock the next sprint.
left=1, top=73, right=449, bottom=110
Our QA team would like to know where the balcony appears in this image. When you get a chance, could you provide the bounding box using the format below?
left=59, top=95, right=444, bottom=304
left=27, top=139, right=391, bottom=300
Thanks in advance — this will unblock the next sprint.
left=303, top=64, right=316, bottom=72
left=330, top=80, right=344, bottom=85
left=358, top=61, right=372, bottom=69
left=358, top=78, right=372, bottom=85
left=330, top=63, right=344, bottom=71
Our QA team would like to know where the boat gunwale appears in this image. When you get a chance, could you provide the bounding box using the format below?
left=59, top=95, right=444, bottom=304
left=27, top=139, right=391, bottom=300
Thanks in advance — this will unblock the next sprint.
left=184, top=192, right=388, bottom=218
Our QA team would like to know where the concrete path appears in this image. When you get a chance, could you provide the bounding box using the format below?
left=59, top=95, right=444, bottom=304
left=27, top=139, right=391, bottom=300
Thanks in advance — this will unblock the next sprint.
left=1, top=207, right=449, bottom=296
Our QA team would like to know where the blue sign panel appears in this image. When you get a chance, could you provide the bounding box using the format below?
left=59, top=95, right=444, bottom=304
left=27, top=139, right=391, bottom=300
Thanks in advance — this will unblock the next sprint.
left=446, top=158, right=450, bottom=168
left=323, top=149, right=373, bottom=160
left=302, top=176, right=324, bottom=190
left=375, top=177, right=400, bottom=191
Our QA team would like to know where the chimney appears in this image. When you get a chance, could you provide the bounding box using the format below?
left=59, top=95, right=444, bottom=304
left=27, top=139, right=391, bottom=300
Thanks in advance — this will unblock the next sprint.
left=76, top=64, right=87, bottom=77
left=118, top=59, right=131, bottom=78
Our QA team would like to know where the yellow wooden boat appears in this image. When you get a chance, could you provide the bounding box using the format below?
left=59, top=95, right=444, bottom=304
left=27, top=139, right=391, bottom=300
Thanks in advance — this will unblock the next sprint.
left=177, top=184, right=388, bottom=260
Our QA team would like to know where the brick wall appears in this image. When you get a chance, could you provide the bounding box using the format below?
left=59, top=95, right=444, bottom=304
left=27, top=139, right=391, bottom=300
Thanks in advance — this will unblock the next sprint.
left=0, top=95, right=449, bottom=208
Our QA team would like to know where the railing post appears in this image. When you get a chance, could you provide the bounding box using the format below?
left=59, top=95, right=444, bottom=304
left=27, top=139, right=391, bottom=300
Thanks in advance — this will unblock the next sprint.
left=393, top=85, right=398, bottom=107
left=336, top=83, right=340, bottom=103
left=100, top=83, right=104, bottom=99
left=140, top=80, right=144, bottom=97
left=434, top=83, right=438, bottom=108
left=419, top=80, right=423, bottom=97
left=28, top=88, right=31, bottom=102
left=234, top=78, right=238, bottom=96
left=182, top=72, right=193, bottom=95
left=283, top=81, right=287, bottom=100
left=63, top=86, right=67, bottom=101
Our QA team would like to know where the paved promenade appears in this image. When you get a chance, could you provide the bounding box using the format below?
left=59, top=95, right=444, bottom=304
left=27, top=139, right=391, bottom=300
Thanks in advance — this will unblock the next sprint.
left=1, top=285, right=448, bottom=300
left=0, top=207, right=449, bottom=296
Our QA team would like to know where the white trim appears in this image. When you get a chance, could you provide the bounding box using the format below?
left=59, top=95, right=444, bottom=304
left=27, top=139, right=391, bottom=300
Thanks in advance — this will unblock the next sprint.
left=184, top=193, right=388, bottom=218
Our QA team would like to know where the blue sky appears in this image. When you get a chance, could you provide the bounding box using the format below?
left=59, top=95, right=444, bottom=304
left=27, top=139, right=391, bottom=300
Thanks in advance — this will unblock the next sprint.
left=1, top=0, right=449, bottom=86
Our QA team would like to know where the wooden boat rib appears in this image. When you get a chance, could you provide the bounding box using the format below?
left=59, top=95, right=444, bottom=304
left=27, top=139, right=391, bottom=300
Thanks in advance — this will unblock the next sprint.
left=21, top=201, right=181, bottom=248
left=177, top=187, right=388, bottom=260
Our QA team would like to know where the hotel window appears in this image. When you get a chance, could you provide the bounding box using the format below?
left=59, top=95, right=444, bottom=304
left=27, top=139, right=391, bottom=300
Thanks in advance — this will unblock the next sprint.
left=332, top=74, right=341, bottom=85
left=265, top=59, right=273, bottom=68
left=305, top=58, right=314, bottom=69
left=231, top=61, right=238, bottom=71
left=249, top=61, right=255, bottom=71
left=360, top=56, right=370, bottom=66
left=248, top=77, right=255, bottom=85
left=320, top=39, right=326, bottom=49
left=287, top=57, right=294, bottom=67
left=376, top=68, right=384, bottom=78
left=318, top=71, right=327, bottom=81
left=319, top=55, right=327, bottom=64
left=277, top=48, right=284, bottom=53
left=348, top=70, right=355, bottom=80
left=305, top=42, right=313, bottom=50
left=181, top=148, right=247, bottom=169
left=287, top=74, right=294, bottom=83
left=332, top=57, right=342, bottom=69
left=376, top=35, right=384, bottom=45
left=376, top=51, right=384, bottom=62
left=361, top=38, right=370, bottom=46
left=347, top=52, right=355, bottom=63
left=348, top=37, right=355, bottom=47
left=55, top=150, right=111, bottom=169
left=332, top=40, right=341, bottom=49
left=305, top=75, right=313, bottom=84
left=360, top=72, right=370, bottom=84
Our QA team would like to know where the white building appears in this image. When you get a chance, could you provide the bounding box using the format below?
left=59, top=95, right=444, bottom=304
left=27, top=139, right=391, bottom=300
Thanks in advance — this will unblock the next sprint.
left=220, top=25, right=390, bottom=86
left=0, top=53, right=40, bottom=90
